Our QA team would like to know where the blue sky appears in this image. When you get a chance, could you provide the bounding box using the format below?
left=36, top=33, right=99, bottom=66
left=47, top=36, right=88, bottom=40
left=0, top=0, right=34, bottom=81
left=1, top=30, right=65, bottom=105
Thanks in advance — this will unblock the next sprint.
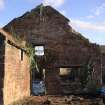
left=0, top=0, right=105, bottom=45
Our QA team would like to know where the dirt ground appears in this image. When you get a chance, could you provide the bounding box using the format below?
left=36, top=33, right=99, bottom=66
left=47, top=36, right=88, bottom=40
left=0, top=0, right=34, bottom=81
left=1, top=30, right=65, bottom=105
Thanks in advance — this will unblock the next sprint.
left=10, top=95, right=105, bottom=105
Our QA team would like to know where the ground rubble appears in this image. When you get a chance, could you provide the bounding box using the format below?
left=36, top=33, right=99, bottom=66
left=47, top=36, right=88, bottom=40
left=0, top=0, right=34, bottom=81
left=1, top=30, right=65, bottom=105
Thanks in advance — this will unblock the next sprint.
left=10, top=95, right=104, bottom=105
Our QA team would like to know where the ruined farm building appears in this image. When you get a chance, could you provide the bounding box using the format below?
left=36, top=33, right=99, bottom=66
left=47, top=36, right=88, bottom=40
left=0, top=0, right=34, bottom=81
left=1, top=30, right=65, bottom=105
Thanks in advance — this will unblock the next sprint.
left=0, top=4, right=102, bottom=105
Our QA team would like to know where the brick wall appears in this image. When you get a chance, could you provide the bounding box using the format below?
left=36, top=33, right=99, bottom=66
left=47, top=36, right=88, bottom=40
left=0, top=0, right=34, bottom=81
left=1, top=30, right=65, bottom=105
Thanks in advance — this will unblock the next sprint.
left=4, top=41, right=30, bottom=105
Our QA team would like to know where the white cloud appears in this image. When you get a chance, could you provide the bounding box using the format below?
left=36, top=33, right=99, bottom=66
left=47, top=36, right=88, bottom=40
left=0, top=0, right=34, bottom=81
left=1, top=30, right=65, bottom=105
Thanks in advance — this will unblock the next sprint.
left=43, top=0, right=65, bottom=7
left=95, top=3, right=105, bottom=16
left=86, top=3, right=105, bottom=19
left=70, top=19, right=105, bottom=32
left=86, top=15, right=95, bottom=19
left=0, top=0, right=4, bottom=10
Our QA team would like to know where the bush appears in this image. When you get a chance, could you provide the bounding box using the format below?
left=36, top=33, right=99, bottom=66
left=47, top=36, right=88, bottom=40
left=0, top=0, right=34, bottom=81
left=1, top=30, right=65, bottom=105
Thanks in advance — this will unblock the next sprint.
left=85, top=79, right=97, bottom=93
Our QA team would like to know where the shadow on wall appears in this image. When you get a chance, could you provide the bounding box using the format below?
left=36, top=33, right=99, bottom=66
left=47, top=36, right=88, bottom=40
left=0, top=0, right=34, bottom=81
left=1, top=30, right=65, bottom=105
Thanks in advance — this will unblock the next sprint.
left=0, top=33, right=5, bottom=105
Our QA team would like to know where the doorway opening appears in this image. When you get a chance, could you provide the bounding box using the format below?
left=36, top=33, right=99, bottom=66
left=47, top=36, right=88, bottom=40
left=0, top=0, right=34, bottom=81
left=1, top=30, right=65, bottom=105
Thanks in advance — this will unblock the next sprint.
left=31, top=69, right=45, bottom=96
left=31, top=45, right=45, bottom=96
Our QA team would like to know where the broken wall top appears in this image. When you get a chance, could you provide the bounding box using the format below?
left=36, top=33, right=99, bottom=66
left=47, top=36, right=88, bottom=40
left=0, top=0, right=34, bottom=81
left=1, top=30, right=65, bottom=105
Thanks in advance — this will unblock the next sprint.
left=3, top=5, right=101, bottom=66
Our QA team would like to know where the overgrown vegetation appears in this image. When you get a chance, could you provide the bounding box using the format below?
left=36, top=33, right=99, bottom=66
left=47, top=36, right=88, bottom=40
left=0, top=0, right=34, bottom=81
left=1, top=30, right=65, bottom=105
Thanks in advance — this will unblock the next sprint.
left=25, top=43, right=39, bottom=72
left=85, top=78, right=97, bottom=93
left=10, top=26, right=23, bottom=43
left=10, top=27, right=39, bottom=71
left=79, top=57, right=98, bottom=92
left=79, top=57, right=92, bottom=87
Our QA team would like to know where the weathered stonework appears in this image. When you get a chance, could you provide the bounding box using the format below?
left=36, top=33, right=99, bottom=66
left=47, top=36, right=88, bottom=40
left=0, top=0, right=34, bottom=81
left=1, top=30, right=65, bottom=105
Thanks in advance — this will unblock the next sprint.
left=3, top=5, right=101, bottom=95
left=100, top=46, right=105, bottom=84
left=0, top=29, right=30, bottom=105
left=4, top=6, right=100, bottom=66
left=3, top=42, right=30, bottom=105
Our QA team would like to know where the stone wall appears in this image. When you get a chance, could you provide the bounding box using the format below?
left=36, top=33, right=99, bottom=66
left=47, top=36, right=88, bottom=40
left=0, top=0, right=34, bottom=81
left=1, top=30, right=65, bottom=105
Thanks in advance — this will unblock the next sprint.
left=101, top=53, right=105, bottom=84
left=4, top=41, right=30, bottom=105
left=4, top=6, right=100, bottom=67
left=4, top=5, right=101, bottom=95
left=45, top=68, right=61, bottom=95
left=98, top=46, right=105, bottom=84
left=0, top=34, right=5, bottom=105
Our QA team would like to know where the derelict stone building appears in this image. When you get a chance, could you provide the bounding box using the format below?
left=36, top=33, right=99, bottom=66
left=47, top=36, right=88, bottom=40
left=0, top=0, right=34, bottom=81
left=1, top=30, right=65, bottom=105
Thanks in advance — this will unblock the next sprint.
left=3, top=5, right=101, bottom=95
left=1, top=4, right=102, bottom=104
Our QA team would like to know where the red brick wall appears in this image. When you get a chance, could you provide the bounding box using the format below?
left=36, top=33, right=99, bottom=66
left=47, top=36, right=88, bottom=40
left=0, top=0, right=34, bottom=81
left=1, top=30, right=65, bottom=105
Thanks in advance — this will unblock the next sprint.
left=4, top=41, right=30, bottom=105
